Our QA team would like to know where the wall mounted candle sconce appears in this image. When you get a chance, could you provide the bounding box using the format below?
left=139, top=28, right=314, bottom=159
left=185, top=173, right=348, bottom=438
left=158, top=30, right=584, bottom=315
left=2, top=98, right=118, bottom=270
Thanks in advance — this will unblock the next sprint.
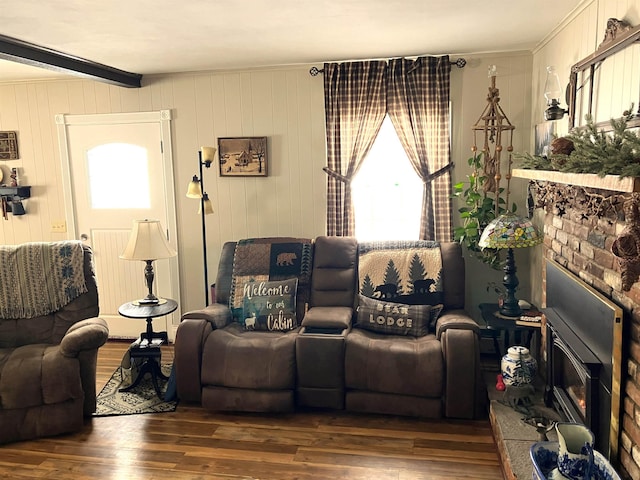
left=544, top=66, right=568, bottom=121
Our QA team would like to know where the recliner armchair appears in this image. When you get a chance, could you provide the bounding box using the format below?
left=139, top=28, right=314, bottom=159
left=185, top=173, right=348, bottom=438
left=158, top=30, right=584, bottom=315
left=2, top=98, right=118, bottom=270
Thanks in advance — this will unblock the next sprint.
left=0, top=242, right=109, bottom=444
left=344, top=242, right=482, bottom=418
left=175, top=237, right=314, bottom=412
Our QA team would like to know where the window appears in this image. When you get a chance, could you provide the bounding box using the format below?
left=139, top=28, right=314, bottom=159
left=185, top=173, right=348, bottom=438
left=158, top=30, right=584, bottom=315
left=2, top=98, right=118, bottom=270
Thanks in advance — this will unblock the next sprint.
left=87, top=143, right=150, bottom=209
left=351, top=116, right=423, bottom=241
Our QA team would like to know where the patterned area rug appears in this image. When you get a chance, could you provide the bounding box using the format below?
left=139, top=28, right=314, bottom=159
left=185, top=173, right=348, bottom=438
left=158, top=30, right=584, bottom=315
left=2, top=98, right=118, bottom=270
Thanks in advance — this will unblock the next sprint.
left=94, top=364, right=177, bottom=417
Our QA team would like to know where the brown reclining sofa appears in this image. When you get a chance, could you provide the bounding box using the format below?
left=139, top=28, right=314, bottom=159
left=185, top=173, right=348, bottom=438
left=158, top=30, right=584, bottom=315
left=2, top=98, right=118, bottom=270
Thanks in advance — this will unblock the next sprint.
left=175, top=236, right=483, bottom=419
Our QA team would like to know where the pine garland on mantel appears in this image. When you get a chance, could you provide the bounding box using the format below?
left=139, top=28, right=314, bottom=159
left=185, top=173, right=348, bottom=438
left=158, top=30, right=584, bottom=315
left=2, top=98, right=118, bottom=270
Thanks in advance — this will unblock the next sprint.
left=518, top=111, right=640, bottom=178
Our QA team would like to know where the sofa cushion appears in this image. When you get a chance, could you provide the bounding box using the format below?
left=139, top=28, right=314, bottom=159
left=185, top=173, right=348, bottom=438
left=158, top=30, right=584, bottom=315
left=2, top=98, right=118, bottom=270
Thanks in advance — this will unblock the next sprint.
left=355, top=295, right=442, bottom=336
left=242, top=278, right=298, bottom=331
left=345, top=328, right=443, bottom=398
left=201, top=323, right=297, bottom=390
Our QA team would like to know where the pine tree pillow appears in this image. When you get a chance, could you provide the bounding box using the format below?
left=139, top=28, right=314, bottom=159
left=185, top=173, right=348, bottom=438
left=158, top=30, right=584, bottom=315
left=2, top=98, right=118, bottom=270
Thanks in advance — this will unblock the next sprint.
left=358, top=241, right=444, bottom=306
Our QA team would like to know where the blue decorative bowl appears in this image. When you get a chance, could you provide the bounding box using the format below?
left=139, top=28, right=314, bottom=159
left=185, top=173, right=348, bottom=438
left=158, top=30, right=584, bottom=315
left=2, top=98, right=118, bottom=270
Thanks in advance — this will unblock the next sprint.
left=530, top=442, right=620, bottom=480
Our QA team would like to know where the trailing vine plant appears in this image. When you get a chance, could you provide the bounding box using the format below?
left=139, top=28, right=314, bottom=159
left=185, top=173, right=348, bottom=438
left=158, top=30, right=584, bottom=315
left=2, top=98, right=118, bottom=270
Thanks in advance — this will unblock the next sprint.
left=452, top=153, right=516, bottom=270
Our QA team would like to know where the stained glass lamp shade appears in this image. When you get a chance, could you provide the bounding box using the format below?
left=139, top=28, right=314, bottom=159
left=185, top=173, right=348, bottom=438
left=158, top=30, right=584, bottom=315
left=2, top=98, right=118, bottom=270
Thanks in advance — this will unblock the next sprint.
left=479, top=213, right=543, bottom=317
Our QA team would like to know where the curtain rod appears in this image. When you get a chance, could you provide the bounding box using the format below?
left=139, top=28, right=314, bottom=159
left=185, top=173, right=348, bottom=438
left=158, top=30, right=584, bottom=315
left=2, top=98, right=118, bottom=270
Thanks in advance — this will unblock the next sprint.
left=309, top=57, right=466, bottom=76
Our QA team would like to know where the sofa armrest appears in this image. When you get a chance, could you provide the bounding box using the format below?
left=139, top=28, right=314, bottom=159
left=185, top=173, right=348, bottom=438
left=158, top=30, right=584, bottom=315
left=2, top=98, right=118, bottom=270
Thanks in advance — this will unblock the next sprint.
left=181, top=303, right=232, bottom=330
left=302, top=306, right=353, bottom=333
left=439, top=310, right=483, bottom=419
left=435, top=309, right=479, bottom=340
left=59, top=317, right=109, bottom=357
left=175, top=318, right=213, bottom=403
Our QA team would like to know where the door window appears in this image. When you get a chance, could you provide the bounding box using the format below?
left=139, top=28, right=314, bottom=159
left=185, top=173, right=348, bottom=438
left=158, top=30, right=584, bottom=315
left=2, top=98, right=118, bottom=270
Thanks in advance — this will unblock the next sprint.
left=87, top=143, right=150, bottom=209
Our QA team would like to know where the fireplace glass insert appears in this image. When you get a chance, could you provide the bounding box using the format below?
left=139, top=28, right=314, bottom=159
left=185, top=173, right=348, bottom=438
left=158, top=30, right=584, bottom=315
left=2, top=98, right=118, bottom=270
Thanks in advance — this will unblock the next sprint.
left=543, top=260, right=622, bottom=460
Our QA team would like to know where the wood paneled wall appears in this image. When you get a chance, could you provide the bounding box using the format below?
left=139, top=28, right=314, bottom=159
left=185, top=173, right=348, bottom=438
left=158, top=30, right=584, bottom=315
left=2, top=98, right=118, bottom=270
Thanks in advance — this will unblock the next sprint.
left=0, top=67, right=327, bottom=315
left=0, top=56, right=534, bottom=318
left=450, top=52, right=534, bottom=312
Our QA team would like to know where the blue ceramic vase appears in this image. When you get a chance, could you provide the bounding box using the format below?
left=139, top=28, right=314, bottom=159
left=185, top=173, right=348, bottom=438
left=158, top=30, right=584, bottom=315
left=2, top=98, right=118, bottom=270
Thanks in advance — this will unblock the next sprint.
left=500, top=345, right=537, bottom=386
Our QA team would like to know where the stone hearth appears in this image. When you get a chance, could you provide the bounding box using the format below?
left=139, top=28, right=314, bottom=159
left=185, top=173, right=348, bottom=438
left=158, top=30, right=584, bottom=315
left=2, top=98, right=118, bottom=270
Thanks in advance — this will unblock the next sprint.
left=484, top=372, right=561, bottom=479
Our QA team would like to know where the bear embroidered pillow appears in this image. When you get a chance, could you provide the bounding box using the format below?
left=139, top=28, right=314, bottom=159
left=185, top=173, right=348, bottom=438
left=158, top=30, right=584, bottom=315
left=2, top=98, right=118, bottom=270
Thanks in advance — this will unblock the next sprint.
left=355, top=294, right=442, bottom=337
left=241, top=278, right=298, bottom=332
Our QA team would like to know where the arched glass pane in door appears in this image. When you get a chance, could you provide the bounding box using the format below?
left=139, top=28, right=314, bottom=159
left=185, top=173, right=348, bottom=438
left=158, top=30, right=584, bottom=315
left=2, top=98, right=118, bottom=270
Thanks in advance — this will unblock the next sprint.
left=87, top=143, right=150, bottom=209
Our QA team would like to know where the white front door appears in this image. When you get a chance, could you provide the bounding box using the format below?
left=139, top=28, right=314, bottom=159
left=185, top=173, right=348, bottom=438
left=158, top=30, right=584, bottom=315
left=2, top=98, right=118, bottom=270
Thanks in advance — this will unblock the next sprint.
left=56, top=111, right=179, bottom=339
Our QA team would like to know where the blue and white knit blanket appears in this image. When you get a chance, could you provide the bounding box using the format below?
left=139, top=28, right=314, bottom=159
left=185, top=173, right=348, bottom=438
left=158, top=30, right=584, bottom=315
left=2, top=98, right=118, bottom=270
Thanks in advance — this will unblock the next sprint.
left=0, top=241, right=87, bottom=319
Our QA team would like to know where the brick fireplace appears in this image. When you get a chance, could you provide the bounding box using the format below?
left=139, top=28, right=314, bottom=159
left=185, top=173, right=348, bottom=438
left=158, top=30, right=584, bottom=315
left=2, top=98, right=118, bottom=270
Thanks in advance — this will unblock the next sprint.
left=530, top=177, right=640, bottom=480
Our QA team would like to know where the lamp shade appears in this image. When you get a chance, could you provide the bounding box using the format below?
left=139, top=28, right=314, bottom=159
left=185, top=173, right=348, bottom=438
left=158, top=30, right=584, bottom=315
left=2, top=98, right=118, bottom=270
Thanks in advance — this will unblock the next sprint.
left=200, top=146, right=217, bottom=162
left=479, top=213, right=542, bottom=249
left=120, top=219, right=177, bottom=260
left=186, top=175, right=202, bottom=198
left=199, top=193, right=215, bottom=215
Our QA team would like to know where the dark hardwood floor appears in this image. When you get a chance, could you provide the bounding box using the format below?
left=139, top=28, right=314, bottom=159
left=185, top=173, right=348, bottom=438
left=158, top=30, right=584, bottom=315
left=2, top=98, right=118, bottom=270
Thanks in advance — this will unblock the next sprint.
left=0, top=341, right=504, bottom=479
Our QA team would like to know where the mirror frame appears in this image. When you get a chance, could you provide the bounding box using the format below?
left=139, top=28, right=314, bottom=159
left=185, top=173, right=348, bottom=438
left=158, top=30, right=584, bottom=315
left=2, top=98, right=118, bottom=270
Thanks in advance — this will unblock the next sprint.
left=568, top=18, right=640, bottom=129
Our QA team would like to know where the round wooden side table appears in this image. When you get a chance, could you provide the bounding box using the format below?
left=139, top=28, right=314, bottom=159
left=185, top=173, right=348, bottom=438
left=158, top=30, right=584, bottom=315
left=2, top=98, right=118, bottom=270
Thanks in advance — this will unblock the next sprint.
left=118, top=298, right=177, bottom=397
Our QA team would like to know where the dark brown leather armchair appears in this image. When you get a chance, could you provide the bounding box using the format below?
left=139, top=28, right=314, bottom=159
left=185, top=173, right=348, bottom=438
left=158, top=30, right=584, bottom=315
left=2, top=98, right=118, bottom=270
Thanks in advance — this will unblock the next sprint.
left=0, top=242, right=109, bottom=444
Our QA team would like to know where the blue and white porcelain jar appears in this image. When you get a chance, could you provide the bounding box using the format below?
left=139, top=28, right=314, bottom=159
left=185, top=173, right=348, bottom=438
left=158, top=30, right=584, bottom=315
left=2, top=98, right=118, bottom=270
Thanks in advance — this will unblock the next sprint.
left=501, top=345, right=537, bottom=386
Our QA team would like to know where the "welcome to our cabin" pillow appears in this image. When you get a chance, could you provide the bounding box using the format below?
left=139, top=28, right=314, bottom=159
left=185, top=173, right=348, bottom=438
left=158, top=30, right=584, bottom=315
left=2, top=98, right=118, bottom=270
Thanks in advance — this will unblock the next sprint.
left=241, top=278, right=298, bottom=332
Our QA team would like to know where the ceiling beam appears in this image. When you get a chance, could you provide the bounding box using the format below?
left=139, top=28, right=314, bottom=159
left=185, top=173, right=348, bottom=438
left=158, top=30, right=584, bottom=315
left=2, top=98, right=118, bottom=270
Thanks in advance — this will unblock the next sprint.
left=0, top=34, right=142, bottom=88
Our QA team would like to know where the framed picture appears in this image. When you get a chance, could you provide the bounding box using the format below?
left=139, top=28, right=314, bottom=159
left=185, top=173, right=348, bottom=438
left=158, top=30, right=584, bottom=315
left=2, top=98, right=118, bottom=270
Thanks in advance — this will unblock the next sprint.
left=0, top=131, right=19, bottom=160
left=534, top=122, right=555, bottom=158
left=218, top=137, right=268, bottom=177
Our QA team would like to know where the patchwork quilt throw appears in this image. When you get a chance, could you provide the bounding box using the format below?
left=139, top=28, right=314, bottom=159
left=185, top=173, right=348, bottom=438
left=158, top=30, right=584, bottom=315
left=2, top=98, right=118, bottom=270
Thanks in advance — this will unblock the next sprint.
left=0, top=241, right=87, bottom=319
left=358, top=240, right=443, bottom=305
left=229, top=238, right=313, bottom=321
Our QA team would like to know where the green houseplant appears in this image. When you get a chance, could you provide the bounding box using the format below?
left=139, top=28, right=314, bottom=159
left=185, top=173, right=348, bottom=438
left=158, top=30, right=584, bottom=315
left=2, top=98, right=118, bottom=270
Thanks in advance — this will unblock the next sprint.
left=452, top=153, right=516, bottom=270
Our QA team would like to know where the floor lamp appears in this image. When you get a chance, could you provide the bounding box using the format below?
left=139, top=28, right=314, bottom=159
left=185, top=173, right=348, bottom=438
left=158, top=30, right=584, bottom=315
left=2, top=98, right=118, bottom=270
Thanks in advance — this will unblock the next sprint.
left=187, top=146, right=215, bottom=306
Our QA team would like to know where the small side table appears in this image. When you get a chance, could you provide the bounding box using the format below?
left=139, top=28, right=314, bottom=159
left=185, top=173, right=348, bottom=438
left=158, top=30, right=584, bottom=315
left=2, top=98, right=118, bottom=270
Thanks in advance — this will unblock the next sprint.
left=479, top=302, right=541, bottom=358
left=118, top=298, right=177, bottom=398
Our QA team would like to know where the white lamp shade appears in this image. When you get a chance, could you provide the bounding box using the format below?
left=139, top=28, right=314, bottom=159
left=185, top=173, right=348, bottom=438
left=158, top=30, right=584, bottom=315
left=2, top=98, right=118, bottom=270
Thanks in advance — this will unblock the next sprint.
left=120, top=219, right=177, bottom=260
left=186, top=176, right=202, bottom=198
left=200, top=146, right=217, bottom=162
left=199, top=193, right=215, bottom=215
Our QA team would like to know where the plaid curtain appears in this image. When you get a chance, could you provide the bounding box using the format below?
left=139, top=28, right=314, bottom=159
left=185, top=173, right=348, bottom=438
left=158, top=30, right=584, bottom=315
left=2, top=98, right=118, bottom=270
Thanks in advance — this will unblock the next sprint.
left=323, top=61, right=387, bottom=236
left=387, top=56, right=453, bottom=241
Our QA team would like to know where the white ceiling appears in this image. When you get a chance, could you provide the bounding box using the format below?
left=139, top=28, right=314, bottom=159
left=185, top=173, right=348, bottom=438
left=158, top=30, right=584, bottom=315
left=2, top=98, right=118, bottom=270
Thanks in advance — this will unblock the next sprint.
left=0, top=0, right=583, bottom=83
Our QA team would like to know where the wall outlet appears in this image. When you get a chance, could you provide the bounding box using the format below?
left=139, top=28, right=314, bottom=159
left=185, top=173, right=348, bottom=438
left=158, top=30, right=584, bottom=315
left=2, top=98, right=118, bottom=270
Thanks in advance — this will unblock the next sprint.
left=51, top=220, right=67, bottom=233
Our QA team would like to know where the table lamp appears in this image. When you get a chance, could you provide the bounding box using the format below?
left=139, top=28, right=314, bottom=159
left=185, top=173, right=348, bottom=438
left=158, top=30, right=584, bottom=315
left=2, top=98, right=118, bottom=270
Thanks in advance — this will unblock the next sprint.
left=478, top=212, right=542, bottom=317
left=120, top=219, right=177, bottom=305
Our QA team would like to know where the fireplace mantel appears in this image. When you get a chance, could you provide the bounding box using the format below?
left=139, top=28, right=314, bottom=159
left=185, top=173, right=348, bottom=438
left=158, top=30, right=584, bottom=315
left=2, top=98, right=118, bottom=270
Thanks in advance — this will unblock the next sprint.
left=512, top=168, right=640, bottom=193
